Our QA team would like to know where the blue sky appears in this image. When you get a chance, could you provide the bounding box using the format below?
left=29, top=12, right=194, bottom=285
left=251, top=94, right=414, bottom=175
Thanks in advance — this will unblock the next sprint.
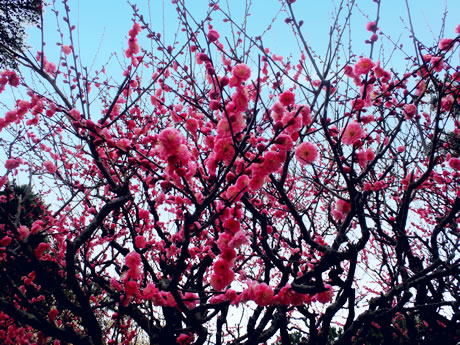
left=26, top=0, right=459, bottom=78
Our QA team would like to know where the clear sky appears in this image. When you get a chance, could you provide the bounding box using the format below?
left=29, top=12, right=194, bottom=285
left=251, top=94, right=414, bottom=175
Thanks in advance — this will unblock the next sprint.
left=26, top=0, right=459, bottom=80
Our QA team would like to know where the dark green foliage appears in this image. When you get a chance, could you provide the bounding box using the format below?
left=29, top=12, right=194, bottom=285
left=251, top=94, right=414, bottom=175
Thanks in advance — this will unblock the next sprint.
left=275, top=327, right=343, bottom=345
left=442, top=131, right=460, bottom=157
left=351, top=313, right=460, bottom=345
left=0, top=183, right=47, bottom=230
left=328, top=326, right=343, bottom=345
left=0, top=0, right=42, bottom=69
left=275, top=330, right=304, bottom=345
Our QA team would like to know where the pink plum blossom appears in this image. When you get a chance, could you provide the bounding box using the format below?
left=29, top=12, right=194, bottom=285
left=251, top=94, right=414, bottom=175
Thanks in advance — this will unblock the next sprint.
left=125, top=281, right=138, bottom=297
left=135, top=235, right=147, bottom=249
left=213, top=259, right=232, bottom=276
left=295, top=142, right=318, bottom=165
left=353, top=57, right=375, bottom=75
left=228, top=230, right=248, bottom=249
left=142, top=283, right=158, bottom=300
left=438, top=38, right=454, bottom=51
left=278, top=91, right=295, bottom=106
left=5, top=158, right=21, bottom=170
left=210, top=269, right=235, bottom=291
left=262, top=151, right=284, bottom=173
left=316, top=284, right=333, bottom=303
left=366, top=21, right=378, bottom=32
left=449, top=158, right=460, bottom=170
left=196, top=53, right=209, bottom=64
left=125, top=252, right=142, bottom=269
left=43, top=160, right=57, bottom=174
left=232, top=63, right=251, bottom=82
left=341, top=121, right=364, bottom=145
left=404, top=104, right=417, bottom=118
left=62, top=45, right=72, bottom=55
left=207, top=29, right=220, bottom=42
left=253, top=283, right=274, bottom=307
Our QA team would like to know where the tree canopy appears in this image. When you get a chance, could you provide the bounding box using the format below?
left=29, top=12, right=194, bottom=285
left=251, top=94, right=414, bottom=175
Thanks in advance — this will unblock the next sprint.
left=0, top=0, right=459, bottom=344
left=0, top=0, right=42, bottom=69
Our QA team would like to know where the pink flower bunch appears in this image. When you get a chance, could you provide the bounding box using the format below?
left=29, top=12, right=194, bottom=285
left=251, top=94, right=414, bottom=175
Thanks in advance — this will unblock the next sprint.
left=271, top=102, right=285, bottom=121
left=248, top=164, right=268, bottom=191
left=211, top=220, right=249, bottom=290
left=0, top=236, right=12, bottom=247
left=356, top=148, right=375, bottom=168
left=333, top=199, right=351, bottom=222
left=142, top=282, right=157, bottom=300
left=210, top=258, right=235, bottom=291
left=247, top=150, right=286, bottom=192
left=373, top=61, right=391, bottom=83
left=262, top=151, right=285, bottom=174
left=214, top=137, right=235, bottom=165
left=438, top=38, right=454, bottom=51
left=299, top=105, right=312, bottom=127
left=182, top=291, right=199, bottom=309
left=228, top=230, right=249, bottom=249
left=214, top=88, right=248, bottom=138
left=365, top=21, right=378, bottom=32
left=343, top=65, right=362, bottom=85
left=441, top=95, right=454, bottom=112
left=207, top=29, right=220, bottom=42
left=353, top=57, right=375, bottom=76
left=274, top=134, right=294, bottom=151
left=135, top=235, right=147, bottom=249
left=142, top=283, right=177, bottom=307
left=0, top=70, right=20, bottom=93
left=295, top=142, right=318, bottom=165
left=157, top=127, right=192, bottom=170
left=4, top=158, right=22, bottom=170
left=278, top=90, right=296, bottom=106
left=61, top=45, right=72, bottom=55
left=232, top=87, right=249, bottom=112
left=125, top=251, right=141, bottom=269
left=273, top=284, right=311, bottom=306
left=225, top=174, right=249, bottom=201
left=43, top=160, right=57, bottom=174
left=123, top=251, right=143, bottom=283
left=341, top=121, right=364, bottom=145
left=125, top=281, right=138, bottom=297
left=404, top=104, right=417, bottom=119
left=48, top=308, right=59, bottom=322
left=209, top=288, right=238, bottom=305
left=232, top=63, right=251, bottom=83
left=449, top=157, right=460, bottom=170
left=216, top=112, right=246, bottom=137
left=18, top=225, right=30, bottom=240
left=0, top=100, right=31, bottom=131
left=252, top=283, right=274, bottom=306
left=238, top=281, right=274, bottom=306
left=315, top=284, right=333, bottom=303
left=125, top=23, right=141, bottom=58
left=244, top=145, right=292, bottom=191
left=281, top=111, right=303, bottom=135
left=223, top=218, right=240, bottom=234
left=338, top=200, right=351, bottom=213
left=35, top=242, right=50, bottom=259
left=36, top=52, right=56, bottom=76
left=195, top=52, right=210, bottom=65
left=430, top=56, right=444, bottom=72
left=177, top=333, right=194, bottom=345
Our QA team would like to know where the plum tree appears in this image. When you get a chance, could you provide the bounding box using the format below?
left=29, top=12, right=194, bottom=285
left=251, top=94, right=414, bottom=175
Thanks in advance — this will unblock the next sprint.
left=0, top=0, right=459, bottom=344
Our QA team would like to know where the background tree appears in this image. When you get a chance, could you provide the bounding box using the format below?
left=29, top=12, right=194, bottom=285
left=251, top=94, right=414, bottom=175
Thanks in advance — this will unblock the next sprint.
left=0, top=0, right=43, bottom=69
left=0, top=0, right=459, bottom=344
